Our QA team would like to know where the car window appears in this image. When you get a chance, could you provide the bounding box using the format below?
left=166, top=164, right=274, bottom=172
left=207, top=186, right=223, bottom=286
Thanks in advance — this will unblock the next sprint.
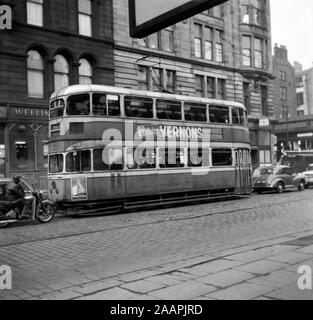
left=307, top=166, right=313, bottom=171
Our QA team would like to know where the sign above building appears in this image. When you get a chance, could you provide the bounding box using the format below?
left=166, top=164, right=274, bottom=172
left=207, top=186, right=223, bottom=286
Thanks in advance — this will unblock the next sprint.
left=259, top=118, right=270, bottom=128
left=129, top=0, right=228, bottom=38
left=8, top=106, right=49, bottom=120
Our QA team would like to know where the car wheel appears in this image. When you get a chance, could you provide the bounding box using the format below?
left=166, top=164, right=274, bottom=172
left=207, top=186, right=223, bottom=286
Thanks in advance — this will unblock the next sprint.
left=298, top=181, right=305, bottom=192
left=276, top=183, right=284, bottom=194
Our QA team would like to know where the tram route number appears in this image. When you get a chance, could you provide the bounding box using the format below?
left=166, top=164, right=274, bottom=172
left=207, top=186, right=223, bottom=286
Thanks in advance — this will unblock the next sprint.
left=110, top=304, right=203, bottom=318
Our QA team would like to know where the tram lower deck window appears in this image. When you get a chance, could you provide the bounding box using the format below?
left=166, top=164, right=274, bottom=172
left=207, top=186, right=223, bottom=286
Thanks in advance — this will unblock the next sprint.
left=125, top=96, right=153, bottom=119
left=127, top=148, right=156, bottom=169
left=94, top=148, right=123, bottom=171
left=49, top=154, right=64, bottom=173
left=159, top=148, right=185, bottom=168
left=66, top=150, right=91, bottom=172
left=209, top=105, right=229, bottom=124
left=212, top=149, right=233, bottom=166
left=188, top=148, right=210, bottom=167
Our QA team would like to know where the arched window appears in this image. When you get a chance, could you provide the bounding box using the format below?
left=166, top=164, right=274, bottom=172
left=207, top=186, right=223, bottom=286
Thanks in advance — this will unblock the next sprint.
left=79, top=58, right=92, bottom=84
left=54, top=54, right=69, bottom=91
left=27, top=50, right=44, bottom=98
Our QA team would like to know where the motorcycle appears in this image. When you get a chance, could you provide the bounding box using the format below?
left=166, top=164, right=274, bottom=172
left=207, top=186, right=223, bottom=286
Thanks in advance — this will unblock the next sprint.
left=0, top=178, right=56, bottom=228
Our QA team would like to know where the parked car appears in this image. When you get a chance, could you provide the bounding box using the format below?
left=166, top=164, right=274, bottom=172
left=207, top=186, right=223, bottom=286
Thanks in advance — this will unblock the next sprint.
left=302, top=164, right=313, bottom=188
left=252, top=165, right=306, bottom=194
left=252, top=165, right=274, bottom=185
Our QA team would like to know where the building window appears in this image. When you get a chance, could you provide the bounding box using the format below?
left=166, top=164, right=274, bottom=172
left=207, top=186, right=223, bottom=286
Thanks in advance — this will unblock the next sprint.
left=241, top=5, right=250, bottom=24
left=243, top=82, right=251, bottom=112
left=138, top=66, right=149, bottom=90
left=254, top=38, right=263, bottom=68
left=281, top=105, right=288, bottom=118
left=78, top=0, right=92, bottom=37
left=163, top=26, right=174, bottom=52
left=252, top=0, right=261, bottom=25
left=215, top=30, right=223, bottom=62
left=194, top=23, right=224, bottom=62
left=149, top=32, right=160, bottom=49
left=138, top=66, right=176, bottom=92
left=297, top=92, right=304, bottom=106
left=195, top=75, right=226, bottom=100
left=217, top=79, right=226, bottom=100
left=194, top=23, right=202, bottom=58
left=207, top=77, right=215, bottom=98
left=27, top=0, right=43, bottom=26
left=280, top=71, right=286, bottom=81
left=195, top=75, right=204, bottom=97
left=208, top=5, right=224, bottom=18
left=204, top=27, right=213, bottom=60
left=242, top=36, right=252, bottom=66
left=79, top=58, right=92, bottom=84
left=27, top=50, right=44, bottom=98
left=261, top=85, right=268, bottom=116
left=54, top=55, right=69, bottom=92
left=280, top=87, right=287, bottom=100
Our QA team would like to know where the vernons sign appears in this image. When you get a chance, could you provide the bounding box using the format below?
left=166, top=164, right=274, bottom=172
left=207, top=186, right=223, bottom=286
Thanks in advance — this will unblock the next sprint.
left=0, top=5, right=12, bottom=30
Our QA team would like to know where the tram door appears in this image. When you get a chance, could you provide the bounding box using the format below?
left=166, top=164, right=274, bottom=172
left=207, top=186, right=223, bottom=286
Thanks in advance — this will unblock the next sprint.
left=235, top=149, right=252, bottom=194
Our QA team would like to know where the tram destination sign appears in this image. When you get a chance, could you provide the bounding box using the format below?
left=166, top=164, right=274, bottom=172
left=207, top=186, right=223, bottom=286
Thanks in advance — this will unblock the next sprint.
left=129, top=0, right=229, bottom=38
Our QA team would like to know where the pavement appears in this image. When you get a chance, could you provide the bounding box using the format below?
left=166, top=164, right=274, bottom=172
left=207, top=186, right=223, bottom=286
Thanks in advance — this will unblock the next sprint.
left=1, top=191, right=313, bottom=300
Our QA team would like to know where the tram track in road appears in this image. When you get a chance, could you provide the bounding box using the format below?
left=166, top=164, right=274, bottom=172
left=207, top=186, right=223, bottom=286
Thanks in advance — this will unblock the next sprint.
left=0, top=191, right=312, bottom=249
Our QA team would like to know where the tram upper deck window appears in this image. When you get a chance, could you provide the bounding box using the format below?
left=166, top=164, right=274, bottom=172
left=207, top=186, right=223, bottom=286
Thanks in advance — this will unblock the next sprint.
left=66, top=150, right=91, bottom=172
left=209, top=105, right=229, bottom=124
left=50, top=99, right=65, bottom=119
left=156, top=100, right=182, bottom=120
left=184, top=103, right=207, bottom=122
left=92, top=94, right=121, bottom=116
left=232, top=107, right=245, bottom=125
left=49, top=154, right=64, bottom=173
left=159, top=148, right=185, bottom=168
left=125, top=96, right=153, bottom=119
left=127, top=148, right=156, bottom=170
left=67, top=94, right=90, bottom=116
left=212, top=149, right=233, bottom=166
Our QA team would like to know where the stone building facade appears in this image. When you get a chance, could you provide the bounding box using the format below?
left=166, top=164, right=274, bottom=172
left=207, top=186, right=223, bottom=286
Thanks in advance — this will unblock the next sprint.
left=295, top=64, right=313, bottom=116
left=272, top=44, right=296, bottom=120
left=0, top=0, right=114, bottom=186
left=113, top=0, right=275, bottom=168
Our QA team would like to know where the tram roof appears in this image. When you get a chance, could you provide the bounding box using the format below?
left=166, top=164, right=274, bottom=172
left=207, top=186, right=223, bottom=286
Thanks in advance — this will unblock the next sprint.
left=50, top=85, right=246, bottom=110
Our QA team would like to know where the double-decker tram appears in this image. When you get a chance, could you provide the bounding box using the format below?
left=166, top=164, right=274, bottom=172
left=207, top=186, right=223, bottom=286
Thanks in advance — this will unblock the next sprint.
left=48, top=85, right=252, bottom=215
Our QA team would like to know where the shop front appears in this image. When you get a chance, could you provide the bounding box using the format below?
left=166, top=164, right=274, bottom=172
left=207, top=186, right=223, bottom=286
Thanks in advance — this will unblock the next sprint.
left=0, top=104, right=49, bottom=188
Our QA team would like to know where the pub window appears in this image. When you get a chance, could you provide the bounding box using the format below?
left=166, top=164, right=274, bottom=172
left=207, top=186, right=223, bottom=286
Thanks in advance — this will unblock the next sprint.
left=127, top=148, right=156, bottom=170
left=93, top=149, right=109, bottom=171
left=254, top=38, right=263, bottom=68
left=184, top=103, right=207, bottom=122
left=138, top=66, right=149, bottom=90
left=27, top=0, right=43, bottom=26
left=148, top=32, right=160, bottom=49
left=204, top=27, right=213, bottom=60
left=78, top=0, right=92, bottom=37
left=124, top=96, right=153, bottom=119
left=212, top=149, right=232, bottom=166
left=67, top=94, right=90, bottom=116
left=215, top=30, right=223, bottom=62
left=152, top=68, right=162, bottom=92
left=49, top=154, right=64, bottom=173
left=16, top=141, right=28, bottom=160
left=207, top=77, right=215, bottom=99
left=163, top=26, right=174, bottom=52
left=159, top=148, right=185, bottom=168
left=165, top=70, right=176, bottom=93
left=209, top=105, right=229, bottom=123
left=27, top=50, right=44, bottom=98
left=156, top=99, right=182, bottom=120
left=217, top=78, right=226, bottom=100
left=66, top=150, right=91, bottom=172
left=194, top=23, right=202, bottom=58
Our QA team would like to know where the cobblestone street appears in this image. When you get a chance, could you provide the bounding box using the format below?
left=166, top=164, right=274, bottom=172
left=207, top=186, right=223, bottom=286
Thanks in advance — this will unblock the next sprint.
left=1, top=191, right=313, bottom=300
